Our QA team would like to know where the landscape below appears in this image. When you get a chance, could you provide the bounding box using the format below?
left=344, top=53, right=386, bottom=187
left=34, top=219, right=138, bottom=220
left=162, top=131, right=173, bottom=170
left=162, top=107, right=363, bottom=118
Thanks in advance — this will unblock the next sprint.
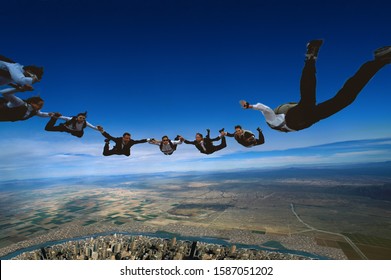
left=1, top=162, right=390, bottom=260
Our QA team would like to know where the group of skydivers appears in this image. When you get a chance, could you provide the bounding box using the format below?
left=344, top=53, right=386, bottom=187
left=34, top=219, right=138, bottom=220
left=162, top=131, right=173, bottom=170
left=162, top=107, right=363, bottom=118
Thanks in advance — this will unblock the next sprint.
left=1, top=40, right=391, bottom=157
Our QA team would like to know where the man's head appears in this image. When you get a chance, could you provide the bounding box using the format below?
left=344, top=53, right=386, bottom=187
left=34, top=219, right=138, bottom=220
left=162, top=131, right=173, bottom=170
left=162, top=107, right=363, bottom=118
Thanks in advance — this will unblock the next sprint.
left=76, top=112, right=87, bottom=123
left=26, top=96, right=44, bottom=111
left=195, top=133, right=203, bottom=142
left=234, top=125, right=243, bottom=135
left=23, top=65, right=44, bottom=82
left=122, top=132, right=131, bottom=143
left=161, top=135, right=170, bottom=144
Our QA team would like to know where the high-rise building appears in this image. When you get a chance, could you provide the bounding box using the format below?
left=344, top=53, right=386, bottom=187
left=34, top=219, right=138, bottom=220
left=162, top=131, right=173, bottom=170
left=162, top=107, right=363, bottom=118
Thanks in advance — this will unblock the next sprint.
left=40, top=248, right=47, bottom=260
left=34, top=251, right=41, bottom=260
left=190, top=241, right=197, bottom=258
left=91, top=252, right=99, bottom=260
left=130, top=241, right=136, bottom=252
left=115, top=243, right=121, bottom=253
left=178, top=246, right=184, bottom=253
left=173, top=252, right=183, bottom=260
left=111, top=243, right=117, bottom=253
left=85, top=246, right=92, bottom=258
left=171, top=237, right=176, bottom=247
left=93, top=242, right=98, bottom=252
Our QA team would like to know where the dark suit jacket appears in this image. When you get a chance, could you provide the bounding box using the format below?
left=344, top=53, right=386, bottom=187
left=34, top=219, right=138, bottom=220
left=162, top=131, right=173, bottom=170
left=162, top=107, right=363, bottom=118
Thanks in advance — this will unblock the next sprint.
left=183, top=136, right=220, bottom=155
left=226, top=130, right=255, bottom=147
left=102, top=131, right=147, bottom=156
left=0, top=99, right=36, bottom=122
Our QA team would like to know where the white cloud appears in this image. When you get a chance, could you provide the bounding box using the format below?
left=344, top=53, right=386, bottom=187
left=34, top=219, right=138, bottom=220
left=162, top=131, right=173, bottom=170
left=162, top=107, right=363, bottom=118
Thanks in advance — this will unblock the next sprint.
left=332, top=150, right=389, bottom=158
left=0, top=137, right=391, bottom=181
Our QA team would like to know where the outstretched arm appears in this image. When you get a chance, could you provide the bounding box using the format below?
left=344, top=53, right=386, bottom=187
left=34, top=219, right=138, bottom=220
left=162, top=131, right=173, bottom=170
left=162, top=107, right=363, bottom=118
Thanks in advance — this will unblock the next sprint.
left=225, top=132, right=235, bottom=137
left=1, top=88, right=25, bottom=107
left=85, top=121, right=101, bottom=131
left=171, top=139, right=183, bottom=145
left=183, top=140, right=196, bottom=145
left=148, top=139, right=161, bottom=145
left=6, top=63, right=34, bottom=87
left=251, top=102, right=285, bottom=127
left=36, top=111, right=54, bottom=118
left=8, top=83, right=34, bottom=92
left=131, top=139, right=149, bottom=145
left=100, top=131, right=116, bottom=141
left=55, top=115, right=72, bottom=121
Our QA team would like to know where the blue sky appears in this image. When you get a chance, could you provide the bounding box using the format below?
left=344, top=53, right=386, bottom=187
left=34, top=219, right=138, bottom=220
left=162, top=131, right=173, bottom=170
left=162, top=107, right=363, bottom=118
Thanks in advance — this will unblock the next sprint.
left=1, top=0, right=391, bottom=180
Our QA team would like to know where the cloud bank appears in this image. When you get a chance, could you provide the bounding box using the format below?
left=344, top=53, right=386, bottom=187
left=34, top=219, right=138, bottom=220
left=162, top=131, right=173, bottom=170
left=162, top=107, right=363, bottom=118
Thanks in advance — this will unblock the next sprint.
left=1, top=137, right=391, bottom=181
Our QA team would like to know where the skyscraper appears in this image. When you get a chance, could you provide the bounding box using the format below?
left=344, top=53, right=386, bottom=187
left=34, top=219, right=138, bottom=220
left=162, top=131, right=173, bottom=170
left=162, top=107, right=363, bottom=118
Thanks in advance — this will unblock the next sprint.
left=230, top=245, right=237, bottom=254
left=171, top=237, right=176, bottom=247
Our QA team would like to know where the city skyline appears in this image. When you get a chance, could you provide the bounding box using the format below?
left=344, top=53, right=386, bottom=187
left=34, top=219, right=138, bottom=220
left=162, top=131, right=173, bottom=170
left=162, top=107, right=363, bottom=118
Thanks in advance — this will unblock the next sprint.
left=9, top=233, right=329, bottom=260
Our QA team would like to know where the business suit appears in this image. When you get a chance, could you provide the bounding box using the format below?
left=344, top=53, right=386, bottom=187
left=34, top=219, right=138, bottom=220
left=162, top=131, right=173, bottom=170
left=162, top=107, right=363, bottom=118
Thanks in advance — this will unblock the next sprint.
left=226, top=129, right=265, bottom=147
left=101, top=131, right=147, bottom=156
left=184, top=131, right=227, bottom=155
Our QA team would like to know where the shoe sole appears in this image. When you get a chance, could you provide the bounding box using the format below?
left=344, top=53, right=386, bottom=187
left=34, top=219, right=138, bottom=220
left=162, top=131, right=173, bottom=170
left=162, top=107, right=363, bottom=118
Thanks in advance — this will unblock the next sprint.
left=306, top=39, right=324, bottom=59
left=375, top=46, right=391, bottom=60
left=307, top=39, right=324, bottom=47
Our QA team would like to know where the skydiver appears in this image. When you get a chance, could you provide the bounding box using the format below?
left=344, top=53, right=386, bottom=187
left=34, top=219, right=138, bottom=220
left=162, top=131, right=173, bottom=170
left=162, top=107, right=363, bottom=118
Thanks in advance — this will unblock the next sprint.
left=222, top=125, right=265, bottom=147
left=240, top=40, right=391, bottom=132
left=0, top=87, right=52, bottom=122
left=44, top=112, right=102, bottom=138
left=0, top=54, right=43, bottom=91
left=181, top=129, right=227, bottom=155
left=148, top=135, right=184, bottom=155
left=98, top=128, right=150, bottom=156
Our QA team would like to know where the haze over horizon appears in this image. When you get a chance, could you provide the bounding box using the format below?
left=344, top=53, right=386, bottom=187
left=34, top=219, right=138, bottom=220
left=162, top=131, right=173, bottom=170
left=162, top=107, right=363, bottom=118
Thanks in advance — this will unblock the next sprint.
left=0, top=137, right=391, bottom=181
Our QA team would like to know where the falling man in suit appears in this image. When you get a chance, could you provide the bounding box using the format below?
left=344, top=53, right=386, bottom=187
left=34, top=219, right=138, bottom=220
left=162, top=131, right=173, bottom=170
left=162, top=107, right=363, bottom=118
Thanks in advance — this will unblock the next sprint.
left=98, top=127, right=150, bottom=156
left=181, top=128, right=227, bottom=155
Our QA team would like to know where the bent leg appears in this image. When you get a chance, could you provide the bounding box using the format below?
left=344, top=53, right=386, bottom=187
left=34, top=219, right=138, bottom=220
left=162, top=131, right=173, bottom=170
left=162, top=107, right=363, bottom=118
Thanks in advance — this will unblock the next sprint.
left=315, top=60, right=388, bottom=121
left=71, top=130, right=84, bottom=138
left=255, top=129, right=265, bottom=146
left=211, top=136, right=227, bottom=153
left=203, top=138, right=213, bottom=152
left=45, top=118, right=65, bottom=132
left=299, top=59, right=317, bottom=107
left=205, top=129, right=211, bottom=139
left=284, top=59, right=323, bottom=131
left=103, top=143, right=115, bottom=156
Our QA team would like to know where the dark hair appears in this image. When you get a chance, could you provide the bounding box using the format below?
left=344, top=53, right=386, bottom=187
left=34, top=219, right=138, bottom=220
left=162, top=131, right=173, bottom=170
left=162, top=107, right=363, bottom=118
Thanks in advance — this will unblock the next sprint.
left=234, top=125, right=242, bottom=129
left=23, top=65, right=44, bottom=80
left=161, top=135, right=169, bottom=140
left=123, top=133, right=130, bottom=137
left=77, top=111, right=87, bottom=117
left=0, top=54, right=15, bottom=63
left=26, top=96, right=44, bottom=104
left=196, top=133, right=203, bottom=138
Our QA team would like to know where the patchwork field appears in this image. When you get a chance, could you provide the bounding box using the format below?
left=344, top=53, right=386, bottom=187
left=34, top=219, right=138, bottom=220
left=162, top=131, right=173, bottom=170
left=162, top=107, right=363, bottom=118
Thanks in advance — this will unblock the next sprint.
left=1, top=169, right=390, bottom=259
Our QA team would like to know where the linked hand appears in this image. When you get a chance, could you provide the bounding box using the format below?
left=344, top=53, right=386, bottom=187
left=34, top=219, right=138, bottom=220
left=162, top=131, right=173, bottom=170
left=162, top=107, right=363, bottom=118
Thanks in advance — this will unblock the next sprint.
left=52, top=112, right=62, bottom=118
left=17, top=84, right=34, bottom=92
